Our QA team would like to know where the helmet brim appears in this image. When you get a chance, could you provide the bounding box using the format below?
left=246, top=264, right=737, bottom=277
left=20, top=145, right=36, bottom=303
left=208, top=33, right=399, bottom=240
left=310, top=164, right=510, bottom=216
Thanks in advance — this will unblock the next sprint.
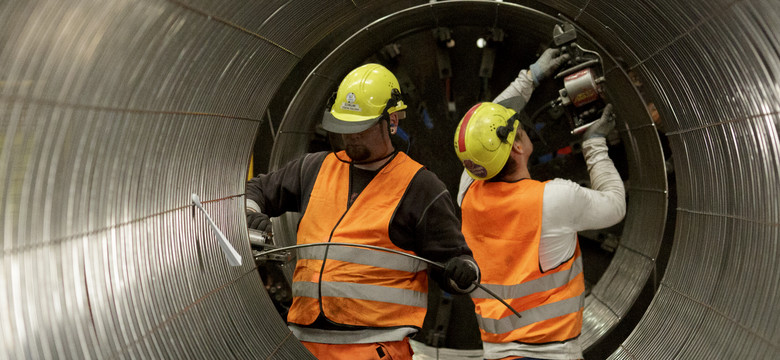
left=321, top=110, right=381, bottom=134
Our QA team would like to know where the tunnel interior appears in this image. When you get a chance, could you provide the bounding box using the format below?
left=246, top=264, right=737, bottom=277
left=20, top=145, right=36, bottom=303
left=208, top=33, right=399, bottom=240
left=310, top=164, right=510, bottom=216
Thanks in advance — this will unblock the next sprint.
left=2, top=0, right=778, bottom=359
left=259, top=6, right=644, bottom=355
left=265, top=2, right=668, bottom=356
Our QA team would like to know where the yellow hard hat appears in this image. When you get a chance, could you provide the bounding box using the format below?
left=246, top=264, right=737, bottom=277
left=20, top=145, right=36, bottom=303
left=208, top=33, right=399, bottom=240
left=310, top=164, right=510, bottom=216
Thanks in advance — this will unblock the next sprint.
left=453, top=102, right=519, bottom=180
left=322, top=63, right=407, bottom=134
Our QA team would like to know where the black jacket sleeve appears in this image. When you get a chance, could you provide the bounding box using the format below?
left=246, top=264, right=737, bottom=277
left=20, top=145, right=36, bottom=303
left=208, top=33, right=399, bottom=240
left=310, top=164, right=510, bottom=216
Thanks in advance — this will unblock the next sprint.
left=388, top=168, right=477, bottom=294
left=245, top=152, right=327, bottom=217
left=390, top=169, right=472, bottom=262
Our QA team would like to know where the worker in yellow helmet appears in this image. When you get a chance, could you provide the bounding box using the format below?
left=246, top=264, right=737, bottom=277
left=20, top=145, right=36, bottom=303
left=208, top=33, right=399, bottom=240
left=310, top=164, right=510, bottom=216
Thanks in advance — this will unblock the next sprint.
left=454, top=49, right=626, bottom=359
left=246, top=63, right=479, bottom=360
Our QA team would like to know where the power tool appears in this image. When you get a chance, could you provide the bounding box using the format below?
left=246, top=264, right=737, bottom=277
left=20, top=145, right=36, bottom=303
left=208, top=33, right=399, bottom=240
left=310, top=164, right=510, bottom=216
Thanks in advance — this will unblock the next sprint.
left=551, top=23, right=610, bottom=135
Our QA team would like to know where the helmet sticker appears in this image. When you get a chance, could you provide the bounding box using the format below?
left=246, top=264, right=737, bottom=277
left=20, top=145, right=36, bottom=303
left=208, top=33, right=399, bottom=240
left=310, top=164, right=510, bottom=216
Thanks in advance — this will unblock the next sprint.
left=458, top=104, right=481, bottom=152
left=340, top=92, right=361, bottom=112
left=463, top=159, right=487, bottom=178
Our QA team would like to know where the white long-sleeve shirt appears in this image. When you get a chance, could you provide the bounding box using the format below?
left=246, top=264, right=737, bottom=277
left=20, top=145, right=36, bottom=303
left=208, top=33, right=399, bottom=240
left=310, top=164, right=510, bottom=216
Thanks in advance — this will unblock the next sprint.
left=456, top=69, right=626, bottom=360
left=456, top=138, right=625, bottom=360
left=460, top=68, right=626, bottom=271
left=457, top=137, right=626, bottom=271
left=492, top=69, right=535, bottom=111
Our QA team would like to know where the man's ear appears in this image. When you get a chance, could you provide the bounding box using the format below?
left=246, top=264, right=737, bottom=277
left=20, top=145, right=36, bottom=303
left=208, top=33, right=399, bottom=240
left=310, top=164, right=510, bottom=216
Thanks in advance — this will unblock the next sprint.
left=388, top=112, right=400, bottom=127
left=513, top=140, right=524, bottom=155
left=512, top=131, right=525, bottom=154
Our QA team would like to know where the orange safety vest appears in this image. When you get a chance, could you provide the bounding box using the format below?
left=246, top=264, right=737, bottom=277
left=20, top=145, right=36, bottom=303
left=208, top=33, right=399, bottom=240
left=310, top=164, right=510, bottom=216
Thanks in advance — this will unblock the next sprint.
left=287, top=151, right=429, bottom=329
left=461, top=179, right=584, bottom=344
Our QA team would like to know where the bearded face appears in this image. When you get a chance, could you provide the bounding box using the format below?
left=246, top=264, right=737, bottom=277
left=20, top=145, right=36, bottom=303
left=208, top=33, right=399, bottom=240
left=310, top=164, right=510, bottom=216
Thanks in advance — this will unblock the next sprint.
left=341, top=119, right=388, bottom=163
left=345, top=143, right=371, bottom=161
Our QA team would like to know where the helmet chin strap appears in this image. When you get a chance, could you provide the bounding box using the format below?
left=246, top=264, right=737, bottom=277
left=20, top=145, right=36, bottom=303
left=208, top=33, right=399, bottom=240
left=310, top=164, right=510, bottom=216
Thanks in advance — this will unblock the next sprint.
left=333, top=147, right=397, bottom=165
left=332, top=116, right=398, bottom=166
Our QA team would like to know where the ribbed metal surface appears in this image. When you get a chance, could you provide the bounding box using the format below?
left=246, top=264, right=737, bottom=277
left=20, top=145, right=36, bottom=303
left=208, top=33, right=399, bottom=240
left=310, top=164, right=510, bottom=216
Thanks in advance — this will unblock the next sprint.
left=1, top=0, right=312, bottom=359
left=597, top=0, right=780, bottom=357
left=2, top=0, right=779, bottom=359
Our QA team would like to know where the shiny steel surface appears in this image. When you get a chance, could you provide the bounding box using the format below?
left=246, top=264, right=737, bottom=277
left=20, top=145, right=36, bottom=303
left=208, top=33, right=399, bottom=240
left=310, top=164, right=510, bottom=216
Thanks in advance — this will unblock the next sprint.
left=1, top=0, right=310, bottom=359
left=2, top=1, right=778, bottom=359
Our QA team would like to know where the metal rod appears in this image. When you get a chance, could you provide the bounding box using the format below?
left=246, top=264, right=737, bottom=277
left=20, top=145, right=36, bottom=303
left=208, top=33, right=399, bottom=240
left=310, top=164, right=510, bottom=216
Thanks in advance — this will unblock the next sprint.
left=248, top=229, right=273, bottom=247
left=256, top=242, right=523, bottom=319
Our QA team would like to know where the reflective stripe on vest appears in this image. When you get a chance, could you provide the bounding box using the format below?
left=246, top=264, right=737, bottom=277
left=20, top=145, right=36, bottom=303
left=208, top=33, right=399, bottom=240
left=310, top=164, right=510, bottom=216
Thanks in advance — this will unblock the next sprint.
left=288, top=151, right=428, bottom=329
left=462, top=179, right=584, bottom=343
left=474, top=257, right=584, bottom=335
left=298, top=246, right=427, bottom=273
left=470, top=257, right=583, bottom=300
left=293, top=281, right=427, bottom=308
left=476, top=292, right=584, bottom=334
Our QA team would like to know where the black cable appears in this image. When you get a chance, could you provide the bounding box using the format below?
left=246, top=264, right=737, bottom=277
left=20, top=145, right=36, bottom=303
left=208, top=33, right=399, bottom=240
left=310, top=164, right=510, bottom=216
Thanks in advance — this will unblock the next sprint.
left=529, top=99, right=557, bottom=123
left=257, top=242, right=523, bottom=320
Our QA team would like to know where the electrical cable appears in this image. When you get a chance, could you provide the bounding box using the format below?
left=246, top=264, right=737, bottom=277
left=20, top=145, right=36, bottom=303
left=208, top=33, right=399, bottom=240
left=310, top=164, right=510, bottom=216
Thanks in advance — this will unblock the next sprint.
left=256, top=242, right=523, bottom=320
left=529, top=99, right=557, bottom=123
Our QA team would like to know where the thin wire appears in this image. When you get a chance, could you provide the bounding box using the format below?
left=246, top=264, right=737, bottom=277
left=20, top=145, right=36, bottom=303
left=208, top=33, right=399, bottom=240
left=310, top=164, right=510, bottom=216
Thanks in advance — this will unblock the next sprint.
left=257, top=242, right=523, bottom=320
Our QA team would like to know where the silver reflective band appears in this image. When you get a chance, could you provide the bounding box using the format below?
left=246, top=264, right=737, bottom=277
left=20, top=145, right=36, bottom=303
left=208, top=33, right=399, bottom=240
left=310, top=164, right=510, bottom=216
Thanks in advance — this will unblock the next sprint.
left=293, top=281, right=427, bottom=308
left=471, top=257, right=583, bottom=300
left=293, top=281, right=319, bottom=299
left=289, top=325, right=417, bottom=344
left=477, top=294, right=584, bottom=334
left=298, top=246, right=427, bottom=272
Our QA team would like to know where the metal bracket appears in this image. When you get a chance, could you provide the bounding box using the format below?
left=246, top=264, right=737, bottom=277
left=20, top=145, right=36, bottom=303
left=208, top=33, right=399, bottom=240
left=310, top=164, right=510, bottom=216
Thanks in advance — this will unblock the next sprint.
left=253, top=249, right=292, bottom=263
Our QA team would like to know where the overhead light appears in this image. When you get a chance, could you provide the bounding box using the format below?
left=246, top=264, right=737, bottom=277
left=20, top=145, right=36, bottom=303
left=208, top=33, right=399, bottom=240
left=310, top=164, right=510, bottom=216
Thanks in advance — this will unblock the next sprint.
left=476, top=38, right=487, bottom=48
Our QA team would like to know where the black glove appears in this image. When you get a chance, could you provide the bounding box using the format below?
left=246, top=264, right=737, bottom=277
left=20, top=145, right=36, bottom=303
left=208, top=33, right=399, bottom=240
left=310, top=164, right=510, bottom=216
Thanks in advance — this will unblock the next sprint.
left=444, top=256, right=479, bottom=291
left=246, top=211, right=272, bottom=232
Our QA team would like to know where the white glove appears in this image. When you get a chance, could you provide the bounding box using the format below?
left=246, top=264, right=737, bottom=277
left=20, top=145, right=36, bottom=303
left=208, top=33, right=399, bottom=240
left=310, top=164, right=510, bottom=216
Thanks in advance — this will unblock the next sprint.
left=529, top=48, right=570, bottom=86
left=584, top=104, right=616, bottom=140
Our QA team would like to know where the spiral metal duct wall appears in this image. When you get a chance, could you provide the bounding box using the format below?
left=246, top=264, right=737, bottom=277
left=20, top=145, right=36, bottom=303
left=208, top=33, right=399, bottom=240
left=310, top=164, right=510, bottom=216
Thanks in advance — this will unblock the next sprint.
left=1, top=1, right=778, bottom=360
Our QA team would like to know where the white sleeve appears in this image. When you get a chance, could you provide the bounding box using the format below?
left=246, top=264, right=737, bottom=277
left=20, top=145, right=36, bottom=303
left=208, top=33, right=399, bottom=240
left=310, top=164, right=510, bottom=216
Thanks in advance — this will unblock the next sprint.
left=492, top=70, right=535, bottom=112
left=579, top=136, right=626, bottom=228
left=457, top=169, right=474, bottom=207
left=539, top=137, right=626, bottom=271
